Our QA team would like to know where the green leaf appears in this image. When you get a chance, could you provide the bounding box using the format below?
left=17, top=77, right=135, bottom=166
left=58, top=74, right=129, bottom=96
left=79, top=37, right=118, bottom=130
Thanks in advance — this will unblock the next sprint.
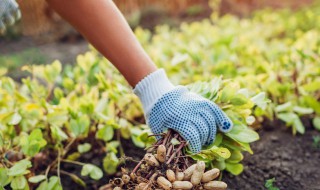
left=96, top=124, right=114, bottom=142
left=170, top=138, right=181, bottom=146
left=293, top=117, right=305, bottom=134
left=106, top=141, right=120, bottom=153
left=200, top=146, right=231, bottom=160
left=302, top=81, right=320, bottom=92
left=0, top=168, right=11, bottom=186
left=50, top=126, right=68, bottom=141
left=265, top=178, right=280, bottom=190
left=29, top=175, right=46, bottom=183
left=8, top=160, right=32, bottom=176
left=8, top=112, right=22, bottom=125
left=81, top=164, right=103, bottom=180
left=44, top=60, right=62, bottom=83
left=230, top=94, right=249, bottom=106
left=220, top=83, right=237, bottom=102
left=275, top=102, right=292, bottom=113
left=11, top=176, right=27, bottom=189
left=226, top=150, right=244, bottom=163
left=277, top=112, right=296, bottom=124
left=313, top=117, right=320, bottom=131
left=293, top=106, right=313, bottom=115
left=20, top=129, right=47, bottom=157
left=36, top=181, right=48, bottom=190
left=131, top=135, right=145, bottom=148
left=103, top=152, right=120, bottom=175
left=302, top=96, right=320, bottom=115
left=69, top=173, right=86, bottom=187
left=225, top=162, right=243, bottom=175
left=212, top=160, right=226, bottom=170
left=70, top=115, right=90, bottom=136
left=47, top=111, right=68, bottom=127
left=250, top=92, right=269, bottom=109
left=77, top=143, right=92, bottom=153
left=278, top=112, right=305, bottom=134
left=226, top=126, right=259, bottom=143
left=47, top=176, right=62, bottom=190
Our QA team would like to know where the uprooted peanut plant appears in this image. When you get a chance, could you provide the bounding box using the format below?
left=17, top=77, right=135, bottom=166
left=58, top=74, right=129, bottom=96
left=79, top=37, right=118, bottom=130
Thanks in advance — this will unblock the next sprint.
left=101, top=130, right=227, bottom=190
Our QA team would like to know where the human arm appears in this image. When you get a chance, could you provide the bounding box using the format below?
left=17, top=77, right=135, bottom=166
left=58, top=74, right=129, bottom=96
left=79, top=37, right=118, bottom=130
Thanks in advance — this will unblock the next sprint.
left=46, top=0, right=156, bottom=87
left=46, top=0, right=234, bottom=153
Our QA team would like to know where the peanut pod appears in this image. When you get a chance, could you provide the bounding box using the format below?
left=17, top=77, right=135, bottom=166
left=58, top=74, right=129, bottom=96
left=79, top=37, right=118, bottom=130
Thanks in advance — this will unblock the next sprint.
left=191, top=161, right=205, bottom=185
left=203, top=181, right=227, bottom=190
left=111, top=178, right=124, bottom=187
left=130, top=173, right=136, bottom=181
left=166, top=169, right=176, bottom=182
left=176, top=172, right=184, bottom=181
left=122, top=174, right=130, bottom=184
left=172, top=181, right=193, bottom=189
left=157, top=176, right=172, bottom=190
left=135, top=183, right=149, bottom=190
left=183, top=164, right=197, bottom=180
left=144, top=153, right=160, bottom=167
left=201, top=168, right=220, bottom=183
left=157, top=145, right=166, bottom=163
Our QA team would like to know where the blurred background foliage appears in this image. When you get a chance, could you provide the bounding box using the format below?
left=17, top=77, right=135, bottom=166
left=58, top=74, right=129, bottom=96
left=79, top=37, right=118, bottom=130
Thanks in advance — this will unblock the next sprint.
left=0, top=0, right=316, bottom=72
left=0, top=1, right=319, bottom=189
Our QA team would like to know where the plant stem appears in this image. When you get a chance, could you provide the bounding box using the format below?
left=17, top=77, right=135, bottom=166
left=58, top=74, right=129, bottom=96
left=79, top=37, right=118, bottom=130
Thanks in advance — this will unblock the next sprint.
left=61, top=159, right=85, bottom=166
left=166, top=142, right=186, bottom=165
left=131, top=160, right=143, bottom=174
left=63, top=138, right=76, bottom=157
left=57, top=148, right=62, bottom=186
left=162, top=129, right=172, bottom=146
left=117, top=130, right=124, bottom=157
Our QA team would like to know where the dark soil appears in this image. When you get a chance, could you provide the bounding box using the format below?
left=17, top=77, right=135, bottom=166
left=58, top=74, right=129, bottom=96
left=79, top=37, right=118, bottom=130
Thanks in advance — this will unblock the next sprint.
left=224, top=118, right=320, bottom=190
left=58, top=118, right=320, bottom=190
left=60, top=138, right=146, bottom=190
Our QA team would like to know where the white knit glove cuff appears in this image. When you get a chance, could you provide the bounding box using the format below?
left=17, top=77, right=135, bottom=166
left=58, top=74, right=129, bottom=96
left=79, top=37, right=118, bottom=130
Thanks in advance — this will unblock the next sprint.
left=133, top=69, right=175, bottom=116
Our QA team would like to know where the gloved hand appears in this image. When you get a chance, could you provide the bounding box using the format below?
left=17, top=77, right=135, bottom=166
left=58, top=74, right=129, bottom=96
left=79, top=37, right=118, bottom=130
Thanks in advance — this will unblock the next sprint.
left=0, top=0, right=21, bottom=34
left=134, top=69, right=233, bottom=153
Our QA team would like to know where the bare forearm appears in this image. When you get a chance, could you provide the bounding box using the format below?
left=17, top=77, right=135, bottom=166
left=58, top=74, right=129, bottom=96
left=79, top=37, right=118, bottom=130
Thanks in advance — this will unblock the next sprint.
left=46, top=0, right=157, bottom=87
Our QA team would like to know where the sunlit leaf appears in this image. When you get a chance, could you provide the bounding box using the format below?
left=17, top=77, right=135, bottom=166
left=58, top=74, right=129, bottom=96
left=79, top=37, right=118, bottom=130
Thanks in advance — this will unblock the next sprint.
left=8, top=160, right=32, bottom=176
left=29, top=175, right=46, bottom=183
left=225, top=162, right=244, bottom=175
left=313, top=117, right=320, bottom=131
left=78, top=143, right=92, bottom=153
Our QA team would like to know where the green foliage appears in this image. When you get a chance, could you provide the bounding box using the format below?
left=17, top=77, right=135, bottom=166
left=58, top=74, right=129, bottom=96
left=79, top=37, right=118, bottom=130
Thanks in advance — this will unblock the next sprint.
left=135, top=5, right=320, bottom=134
left=1, top=3, right=320, bottom=188
left=0, top=54, right=143, bottom=188
left=81, top=164, right=103, bottom=180
left=0, top=49, right=47, bottom=73
left=187, top=79, right=264, bottom=175
left=265, top=178, right=280, bottom=190
left=313, top=135, right=320, bottom=149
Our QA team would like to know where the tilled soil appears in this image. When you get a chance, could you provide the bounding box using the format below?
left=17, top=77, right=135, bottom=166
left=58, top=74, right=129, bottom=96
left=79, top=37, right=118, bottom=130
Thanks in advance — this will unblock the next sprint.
left=60, top=119, right=320, bottom=190
left=224, top=119, right=320, bottom=190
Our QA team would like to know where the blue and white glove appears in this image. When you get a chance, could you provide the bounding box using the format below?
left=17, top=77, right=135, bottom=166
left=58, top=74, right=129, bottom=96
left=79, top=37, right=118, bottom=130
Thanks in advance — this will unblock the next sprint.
left=134, top=69, right=233, bottom=153
left=0, top=0, right=21, bottom=34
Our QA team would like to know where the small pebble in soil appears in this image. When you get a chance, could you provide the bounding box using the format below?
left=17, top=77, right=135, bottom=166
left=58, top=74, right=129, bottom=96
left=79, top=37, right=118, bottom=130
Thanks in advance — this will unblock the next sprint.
left=270, top=135, right=279, bottom=142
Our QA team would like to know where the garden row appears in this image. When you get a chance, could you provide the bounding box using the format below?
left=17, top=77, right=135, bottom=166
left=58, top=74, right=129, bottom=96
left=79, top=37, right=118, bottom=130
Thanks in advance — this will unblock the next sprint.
left=0, top=3, right=319, bottom=190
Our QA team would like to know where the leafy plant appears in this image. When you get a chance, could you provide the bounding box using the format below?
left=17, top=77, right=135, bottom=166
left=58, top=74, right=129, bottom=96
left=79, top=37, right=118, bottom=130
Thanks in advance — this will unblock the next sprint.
left=134, top=4, right=320, bottom=133
left=312, top=135, right=320, bottom=149
left=0, top=56, right=140, bottom=189
left=1, top=2, right=320, bottom=189
left=265, top=178, right=280, bottom=190
left=186, top=78, right=268, bottom=175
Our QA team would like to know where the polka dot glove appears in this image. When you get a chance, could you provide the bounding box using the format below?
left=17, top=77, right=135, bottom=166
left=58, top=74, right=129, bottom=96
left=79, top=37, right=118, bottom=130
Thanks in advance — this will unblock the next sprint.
left=0, top=0, right=21, bottom=34
left=133, top=69, right=233, bottom=153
